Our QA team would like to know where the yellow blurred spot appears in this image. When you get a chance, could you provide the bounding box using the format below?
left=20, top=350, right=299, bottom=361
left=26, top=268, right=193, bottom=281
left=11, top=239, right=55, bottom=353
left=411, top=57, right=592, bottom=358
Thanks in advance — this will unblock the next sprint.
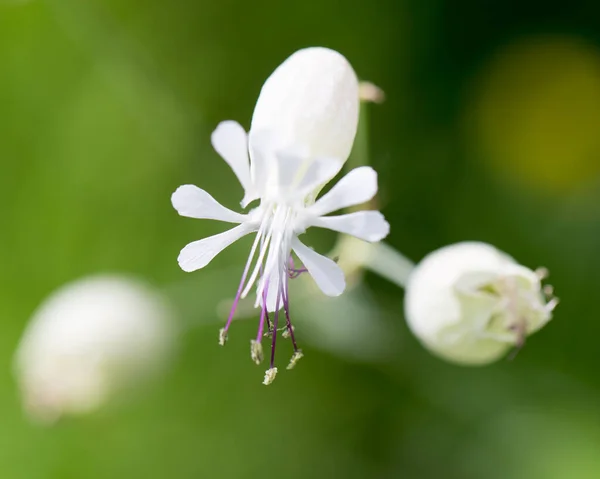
left=466, top=36, right=600, bottom=193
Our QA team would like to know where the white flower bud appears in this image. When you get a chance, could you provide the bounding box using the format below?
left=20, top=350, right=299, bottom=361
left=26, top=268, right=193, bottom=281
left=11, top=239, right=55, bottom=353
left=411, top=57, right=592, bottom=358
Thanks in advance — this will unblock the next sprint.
left=14, top=275, right=176, bottom=423
left=404, top=242, right=557, bottom=365
left=358, top=81, right=385, bottom=104
left=250, top=47, right=360, bottom=161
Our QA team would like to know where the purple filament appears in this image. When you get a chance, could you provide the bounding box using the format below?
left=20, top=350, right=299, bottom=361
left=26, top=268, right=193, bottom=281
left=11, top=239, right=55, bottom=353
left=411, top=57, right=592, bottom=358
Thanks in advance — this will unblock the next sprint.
left=223, top=251, right=255, bottom=335
left=287, top=255, right=307, bottom=278
left=282, top=273, right=299, bottom=352
left=270, top=286, right=282, bottom=369
left=265, top=310, right=272, bottom=335
left=255, top=280, right=269, bottom=342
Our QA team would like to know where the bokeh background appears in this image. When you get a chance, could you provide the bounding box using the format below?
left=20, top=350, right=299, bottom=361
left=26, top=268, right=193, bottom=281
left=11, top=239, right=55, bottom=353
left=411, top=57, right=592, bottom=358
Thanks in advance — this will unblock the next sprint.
left=2, top=0, right=600, bottom=477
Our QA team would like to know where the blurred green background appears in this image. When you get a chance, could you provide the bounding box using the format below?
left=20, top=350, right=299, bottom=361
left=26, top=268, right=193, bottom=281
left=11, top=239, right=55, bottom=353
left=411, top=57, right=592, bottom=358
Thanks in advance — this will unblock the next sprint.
left=2, top=0, right=600, bottom=477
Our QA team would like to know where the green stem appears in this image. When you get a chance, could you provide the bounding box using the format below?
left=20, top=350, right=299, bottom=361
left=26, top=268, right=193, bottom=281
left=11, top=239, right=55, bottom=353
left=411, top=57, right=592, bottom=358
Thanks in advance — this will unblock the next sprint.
left=334, top=93, right=416, bottom=286
left=363, top=242, right=415, bottom=288
left=346, top=100, right=371, bottom=172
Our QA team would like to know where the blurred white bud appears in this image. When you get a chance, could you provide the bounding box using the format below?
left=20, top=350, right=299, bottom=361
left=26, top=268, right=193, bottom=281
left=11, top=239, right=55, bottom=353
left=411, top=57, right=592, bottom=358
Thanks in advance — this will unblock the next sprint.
left=14, top=275, right=176, bottom=423
left=404, top=242, right=557, bottom=365
left=358, top=81, right=386, bottom=104
left=250, top=47, right=360, bottom=161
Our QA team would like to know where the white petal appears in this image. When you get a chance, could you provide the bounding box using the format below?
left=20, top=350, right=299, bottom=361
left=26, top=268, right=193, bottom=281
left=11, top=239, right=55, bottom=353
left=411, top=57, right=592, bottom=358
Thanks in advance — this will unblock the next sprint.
left=252, top=210, right=289, bottom=310
left=308, top=167, right=378, bottom=216
left=178, top=224, right=255, bottom=272
left=251, top=47, right=359, bottom=161
left=211, top=121, right=256, bottom=206
left=292, top=238, right=345, bottom=297
left=310, top=211, right=390, bottom=242
left=171, top=185, right=247, bottom=224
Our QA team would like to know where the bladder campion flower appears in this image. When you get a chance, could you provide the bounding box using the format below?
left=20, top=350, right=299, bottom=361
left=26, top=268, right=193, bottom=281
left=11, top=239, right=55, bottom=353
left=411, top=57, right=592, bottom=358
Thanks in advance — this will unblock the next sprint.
left=14, top=275, right=175, bottom=423
left=404, top=242, right=558, bottom=365
left=172, top=47, right=389, bottom=383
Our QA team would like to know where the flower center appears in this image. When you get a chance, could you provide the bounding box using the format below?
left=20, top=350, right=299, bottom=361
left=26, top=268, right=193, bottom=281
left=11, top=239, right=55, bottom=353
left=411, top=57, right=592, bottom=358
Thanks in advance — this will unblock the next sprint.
left=219, top=201, right=305, bottom=384
left=479, top=271, right=557, bottom=353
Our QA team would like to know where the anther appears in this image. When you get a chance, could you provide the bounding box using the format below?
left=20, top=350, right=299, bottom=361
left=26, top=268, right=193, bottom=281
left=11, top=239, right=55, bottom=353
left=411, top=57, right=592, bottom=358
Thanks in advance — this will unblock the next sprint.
left=250, top=340, right=264, bottom=364
left=218, top=328, right=228, bottom=346
left=263, top=367, right=278, bottom=385
left=282, top=325, right=295, bottom=339
left=287, top=350, right=304, bottom=370
left=535, top=267, right=549, bottom=280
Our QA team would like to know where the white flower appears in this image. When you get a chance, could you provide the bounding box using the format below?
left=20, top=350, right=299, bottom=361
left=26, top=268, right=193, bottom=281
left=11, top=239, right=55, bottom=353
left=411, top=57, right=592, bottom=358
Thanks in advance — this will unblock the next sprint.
left=171, top=47, right=389, bottom=381
left=404, top=242, right=557, bottom=365
left=14, top=275, right=175, bottom=423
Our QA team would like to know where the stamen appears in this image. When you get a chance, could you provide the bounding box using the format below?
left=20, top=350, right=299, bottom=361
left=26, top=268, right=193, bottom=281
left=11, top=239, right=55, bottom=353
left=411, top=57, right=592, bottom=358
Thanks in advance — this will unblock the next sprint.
left=535, top=267, right=549, bottom=281
left=287, top=252, right=336, bottom=278
left=241, top=205, right=280, bottom=299
left=220, top=223, right=266, bottom=344
left=288, top=268, right=307, bottom=279
left=287, top=256, right=307, bottom=278
left=282, top=273, right=300, bottom=353
left=282, top=264, right=304, bottom=371
left=537, top=267, right=558, bottom=312
left=263, top=269, right=284, bottom=385
left=251, top=281, right=269, bottom=364
left=254, top=207, right=293, bottom=306
left=269, top=287, right=282, bottom=371
left=250, top=340, right=264, bottom=365
left=287, top=255, right=336, bottom=280
left=257, top=250, right=272, bottom=338
left=218, top=328, right=228, bottom=346
left=281, top=326, right=295, bottom=339
left=287, top=351, right=304, bottom=370
left=263, top=310, right=273, bottom=338
left=255, top=281, right=269, bottom=341
left=263, top=368, right=278, bottom=385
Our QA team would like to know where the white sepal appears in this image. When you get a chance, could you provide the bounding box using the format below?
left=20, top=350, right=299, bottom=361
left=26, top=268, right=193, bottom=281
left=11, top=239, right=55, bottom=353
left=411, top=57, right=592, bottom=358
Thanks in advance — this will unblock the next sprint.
left=250, top=47, right=360, bottom=162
